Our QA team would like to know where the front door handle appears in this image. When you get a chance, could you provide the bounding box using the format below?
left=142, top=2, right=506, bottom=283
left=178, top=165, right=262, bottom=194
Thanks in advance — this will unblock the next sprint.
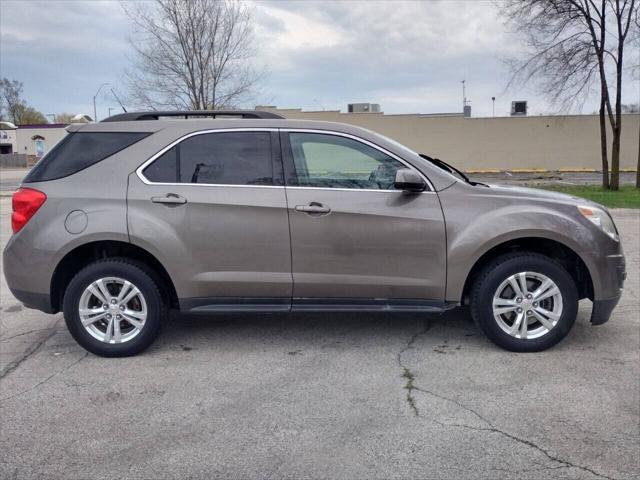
left=151, top=193, right=187, bottom=205
left=295, top=202, right=331, bottom=215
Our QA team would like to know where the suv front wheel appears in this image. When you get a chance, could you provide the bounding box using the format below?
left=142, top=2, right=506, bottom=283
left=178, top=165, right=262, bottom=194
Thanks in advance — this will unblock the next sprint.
left=470, top=252, right=579, bottom=352
left=63, top=259, right=165, bottom=357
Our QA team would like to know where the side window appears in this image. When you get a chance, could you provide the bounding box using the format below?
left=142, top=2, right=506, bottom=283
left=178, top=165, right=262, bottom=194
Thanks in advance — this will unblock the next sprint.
left=287, top=133, right=404, bottom=189
left=24, top=132, right=150, bottom=183
left=143, top=147, right=177, bottom=183
left=142, top=131, right=273, bottom=185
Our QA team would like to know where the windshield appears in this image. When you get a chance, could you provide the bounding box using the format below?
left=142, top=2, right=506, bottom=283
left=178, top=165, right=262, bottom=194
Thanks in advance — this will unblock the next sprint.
left=373, top=132, right=465, bottom=184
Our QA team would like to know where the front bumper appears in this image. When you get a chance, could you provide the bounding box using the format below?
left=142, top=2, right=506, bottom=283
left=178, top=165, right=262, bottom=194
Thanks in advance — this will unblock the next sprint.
left=588, top=252, right=625, bottom=325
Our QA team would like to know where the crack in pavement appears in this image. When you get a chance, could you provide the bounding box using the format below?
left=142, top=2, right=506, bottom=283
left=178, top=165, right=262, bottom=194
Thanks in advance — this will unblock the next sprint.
left=0, top=319, right=61, bottom=380
left=395, top=321, right=616, bottom=480
left=0, top=327, right=53, bottom=343
left=0, top=351, right=89, bottom=403
left=395, top=318, right=431, bottom=417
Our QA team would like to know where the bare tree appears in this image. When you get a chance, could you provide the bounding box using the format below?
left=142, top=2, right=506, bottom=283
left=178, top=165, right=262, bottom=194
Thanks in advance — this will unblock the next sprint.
left=122, top=0, right=259, bottom=110
left=54, top=112, right=76, bottom=124
left=0, top=78, right=48, bottom=125
left=14, top=106, right=48, bottom=125
left=501, top=0, right=637, bottom=190
left=0, top=78, right=26, bottom=124
left=633, top=8, right=640, bottom=188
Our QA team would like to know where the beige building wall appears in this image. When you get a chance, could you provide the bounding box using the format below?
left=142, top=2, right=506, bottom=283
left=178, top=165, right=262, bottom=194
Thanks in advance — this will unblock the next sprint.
left=261, top=108, right=640, bottom=171
left=16, top=126, right=68, bottom=157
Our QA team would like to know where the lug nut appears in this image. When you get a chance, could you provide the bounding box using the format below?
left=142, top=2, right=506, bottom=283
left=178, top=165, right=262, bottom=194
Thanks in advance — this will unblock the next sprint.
left=106, top=314, right=112, bottom=319
left=517, top=307, right=523, bottom=313
left=103, top=304, right=108, bottom=309
left=120, top=305, right=125, bottom=311
left=516, top=297, right=522, bottom=303
left=116, top=315, right=121, bottom=320
left=527, top=310, right=533, bottom=316
left=533, top=302, right=538, bottom=307
left=111, top=299, right=117, bottom=304
left=526, top=294, right=533, bottom=299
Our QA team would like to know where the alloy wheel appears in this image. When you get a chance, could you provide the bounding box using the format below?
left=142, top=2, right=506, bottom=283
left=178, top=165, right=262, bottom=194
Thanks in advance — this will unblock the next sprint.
left=78, top=277, right=147, bottom=344
left=492, top=271, right=563, bottom=340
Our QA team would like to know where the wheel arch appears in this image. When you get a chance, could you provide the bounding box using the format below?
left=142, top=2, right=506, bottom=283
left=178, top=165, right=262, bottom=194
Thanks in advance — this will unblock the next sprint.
left=459, top=237, right=594, bottom=305
left=50, top=240, right=178, bottom=312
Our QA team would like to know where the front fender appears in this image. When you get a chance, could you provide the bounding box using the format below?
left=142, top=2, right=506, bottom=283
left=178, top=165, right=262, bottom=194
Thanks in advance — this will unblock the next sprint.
left=440, top=189, right=602, bottom=303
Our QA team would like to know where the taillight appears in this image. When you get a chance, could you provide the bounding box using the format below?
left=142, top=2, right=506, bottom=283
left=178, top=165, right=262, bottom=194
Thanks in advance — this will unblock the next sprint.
left=11, top=188, right=47, bottom=233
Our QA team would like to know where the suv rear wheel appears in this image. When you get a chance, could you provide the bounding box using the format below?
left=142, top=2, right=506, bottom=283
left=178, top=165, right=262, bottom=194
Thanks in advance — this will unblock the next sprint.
left=470, top=253, right=578, bottom=352
left=63, top=259, right=165, bottom=357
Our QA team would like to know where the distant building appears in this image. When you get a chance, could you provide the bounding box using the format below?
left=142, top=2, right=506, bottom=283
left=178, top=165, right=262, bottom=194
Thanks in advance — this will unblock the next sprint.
left=16, top=124, right=69, bottom=160
left=0, top=114, right=91, bottom=165
left=0, top=121, right=17, bottom=154
left=255, top=106, right=639, bottom=171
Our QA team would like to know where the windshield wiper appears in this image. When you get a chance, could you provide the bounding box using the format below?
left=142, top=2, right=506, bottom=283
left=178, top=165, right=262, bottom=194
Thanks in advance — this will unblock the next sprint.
left=419, top=154, right=487, bottom=187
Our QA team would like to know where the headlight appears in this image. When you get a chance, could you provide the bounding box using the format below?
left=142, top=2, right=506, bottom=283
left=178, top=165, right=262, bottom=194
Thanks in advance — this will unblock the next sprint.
left=578, top=205, right=618, bottom=241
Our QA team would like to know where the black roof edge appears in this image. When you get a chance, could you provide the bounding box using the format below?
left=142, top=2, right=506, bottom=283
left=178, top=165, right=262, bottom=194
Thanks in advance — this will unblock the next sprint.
left=101, top=110, right=285, bottom=122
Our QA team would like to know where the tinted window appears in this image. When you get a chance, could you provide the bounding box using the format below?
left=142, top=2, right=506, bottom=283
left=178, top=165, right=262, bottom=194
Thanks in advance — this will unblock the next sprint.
left=288, top=133, right=403, bottom=189
left=24, top=132, right=150, bottom=182
left=142, top=132, right=273, bottom=185
left=143, top=147, right=177, bottom=183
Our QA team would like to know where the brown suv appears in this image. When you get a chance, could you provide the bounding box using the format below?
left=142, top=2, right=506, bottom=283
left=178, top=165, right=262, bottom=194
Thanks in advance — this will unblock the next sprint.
left=3, top=110, right=625, bottom=356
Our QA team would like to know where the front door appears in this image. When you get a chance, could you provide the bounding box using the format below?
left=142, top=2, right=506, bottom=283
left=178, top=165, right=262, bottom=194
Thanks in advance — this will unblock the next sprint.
left=127, top=129, right=292, bottom=311
left=281, top=131, right=447, bottom=308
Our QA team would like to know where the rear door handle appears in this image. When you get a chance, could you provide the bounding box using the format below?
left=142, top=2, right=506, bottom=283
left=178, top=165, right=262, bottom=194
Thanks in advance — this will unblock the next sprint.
left=294, top=202, right=331, bottom=215
left=151, top=193, right=187, bottom=205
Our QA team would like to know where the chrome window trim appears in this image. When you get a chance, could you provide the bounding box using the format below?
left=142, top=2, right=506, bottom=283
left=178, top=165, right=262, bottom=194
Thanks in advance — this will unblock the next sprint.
left=136, top=127, right=435, bottom=192
left=135, top=128, right=280, bottom=188
left=281, top=128, right=435, bottom=192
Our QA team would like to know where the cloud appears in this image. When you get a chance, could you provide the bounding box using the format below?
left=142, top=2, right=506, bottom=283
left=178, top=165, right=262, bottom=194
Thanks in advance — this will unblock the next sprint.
left=2, top=0, right=635, bottom=118
left=1, top=1, right=130, bottom=118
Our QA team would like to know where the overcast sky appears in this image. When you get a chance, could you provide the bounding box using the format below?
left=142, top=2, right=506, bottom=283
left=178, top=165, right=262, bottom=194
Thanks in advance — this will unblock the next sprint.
left=1, top=0, right=638, bottom=120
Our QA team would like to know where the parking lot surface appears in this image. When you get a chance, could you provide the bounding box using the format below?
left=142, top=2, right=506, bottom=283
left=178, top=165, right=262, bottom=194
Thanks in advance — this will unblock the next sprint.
left=0, top=195, right=638, bottom=480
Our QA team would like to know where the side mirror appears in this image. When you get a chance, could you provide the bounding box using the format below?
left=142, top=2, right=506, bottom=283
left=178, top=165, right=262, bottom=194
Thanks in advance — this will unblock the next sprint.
left=394, top=168, right=426, bottom=192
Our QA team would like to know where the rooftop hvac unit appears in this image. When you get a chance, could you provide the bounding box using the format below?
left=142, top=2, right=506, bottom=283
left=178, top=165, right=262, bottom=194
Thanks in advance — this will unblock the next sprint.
left=348, top=103, right=381, bottom=113
left=511, top=101, right=527, bottom=116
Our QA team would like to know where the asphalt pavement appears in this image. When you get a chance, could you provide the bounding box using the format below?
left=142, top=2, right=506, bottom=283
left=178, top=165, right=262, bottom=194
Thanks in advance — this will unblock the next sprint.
left=0, top=195, right=638, bottom=479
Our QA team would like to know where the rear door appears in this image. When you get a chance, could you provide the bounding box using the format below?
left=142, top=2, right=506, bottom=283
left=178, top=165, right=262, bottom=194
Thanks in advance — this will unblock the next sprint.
left=281, top=130, right=447, bottom=309
left=127, top=129, right=292, bottom=312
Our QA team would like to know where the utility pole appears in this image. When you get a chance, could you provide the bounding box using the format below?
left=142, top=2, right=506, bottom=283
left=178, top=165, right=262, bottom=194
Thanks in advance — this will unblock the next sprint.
left=461, top=80, right=467, bottom=111
left=461, top=80, right=471, bottom=117
left=93, top=83, right=109, bottom=122
left=492, top=97, right=496, bottom=117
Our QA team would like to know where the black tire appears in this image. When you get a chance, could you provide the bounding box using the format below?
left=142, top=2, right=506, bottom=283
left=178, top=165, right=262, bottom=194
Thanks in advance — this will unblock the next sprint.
left=63, top=258, right=165, bottom=357
left=470, top=252, right=578, bottom=352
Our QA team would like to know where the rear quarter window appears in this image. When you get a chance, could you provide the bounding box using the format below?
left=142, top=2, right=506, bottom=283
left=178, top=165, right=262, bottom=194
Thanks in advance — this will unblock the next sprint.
left=24, top=132, right=150, bottom=182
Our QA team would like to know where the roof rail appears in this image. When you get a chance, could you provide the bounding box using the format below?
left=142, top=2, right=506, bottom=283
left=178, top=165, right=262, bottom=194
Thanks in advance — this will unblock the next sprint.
left=101, top=110, right=285, bottom=122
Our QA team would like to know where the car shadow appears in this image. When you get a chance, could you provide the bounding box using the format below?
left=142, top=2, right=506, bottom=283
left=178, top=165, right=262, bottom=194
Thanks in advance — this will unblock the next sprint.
left=150, top=307, right=482, bottom=353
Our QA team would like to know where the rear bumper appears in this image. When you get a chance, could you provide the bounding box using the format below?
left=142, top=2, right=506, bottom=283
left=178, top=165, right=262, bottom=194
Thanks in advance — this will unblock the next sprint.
left=590, top=294, right=621, bottom=325
left=9, top=288, right=56, bottom=314
left=4, top=235, right=57, bottom=314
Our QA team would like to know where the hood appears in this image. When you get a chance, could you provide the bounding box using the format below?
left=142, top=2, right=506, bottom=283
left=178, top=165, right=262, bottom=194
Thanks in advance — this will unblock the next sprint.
left=484, top=183, right=599, bottom=207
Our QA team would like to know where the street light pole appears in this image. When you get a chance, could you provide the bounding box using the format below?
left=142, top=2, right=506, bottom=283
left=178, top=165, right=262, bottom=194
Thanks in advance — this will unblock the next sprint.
left=93, top=83, right=109, bottom=122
